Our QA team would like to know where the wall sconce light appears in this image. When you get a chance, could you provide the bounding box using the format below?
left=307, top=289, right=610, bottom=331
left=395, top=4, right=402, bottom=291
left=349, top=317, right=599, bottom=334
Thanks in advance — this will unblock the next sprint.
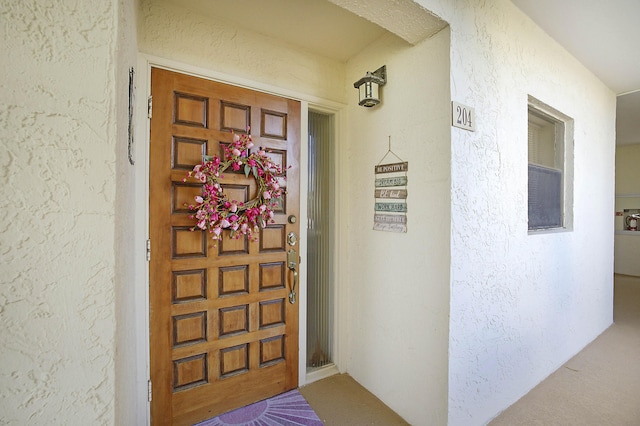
left=353, top=65, right=387, bottom=107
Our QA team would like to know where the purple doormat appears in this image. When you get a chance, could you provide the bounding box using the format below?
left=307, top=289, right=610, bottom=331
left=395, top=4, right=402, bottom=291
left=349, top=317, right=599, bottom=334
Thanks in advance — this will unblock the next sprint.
left=195, top=389, right=323, bottom=426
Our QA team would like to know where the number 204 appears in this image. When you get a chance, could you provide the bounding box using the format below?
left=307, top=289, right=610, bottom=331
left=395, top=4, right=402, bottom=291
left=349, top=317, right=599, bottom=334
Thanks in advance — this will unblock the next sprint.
left=456, top=105, right=473, bottom=127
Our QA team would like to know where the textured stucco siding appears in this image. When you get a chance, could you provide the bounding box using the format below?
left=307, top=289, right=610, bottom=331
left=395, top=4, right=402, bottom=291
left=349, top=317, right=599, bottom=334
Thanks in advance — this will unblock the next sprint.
left=345, top=29, right=452, bottom=425
left=0, top=0, right=619, bottom=424
left=0, top=0, right=118, bottom=424
left=415, top=0, right=616, bottom=424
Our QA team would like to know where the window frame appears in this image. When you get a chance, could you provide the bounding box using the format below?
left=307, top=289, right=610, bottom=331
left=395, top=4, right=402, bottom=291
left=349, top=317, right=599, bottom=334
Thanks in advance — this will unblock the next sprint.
left=527, top=95, right=574, bottom=234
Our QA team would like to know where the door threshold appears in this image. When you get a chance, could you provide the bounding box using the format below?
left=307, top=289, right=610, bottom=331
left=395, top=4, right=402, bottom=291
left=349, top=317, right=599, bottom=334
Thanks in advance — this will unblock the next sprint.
left=305, top=363, right=339, bottom=385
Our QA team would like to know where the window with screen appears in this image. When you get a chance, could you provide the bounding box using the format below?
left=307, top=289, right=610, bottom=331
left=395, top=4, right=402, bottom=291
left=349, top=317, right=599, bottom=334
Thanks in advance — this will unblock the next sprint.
left=528, top=96, right=574, bottom=232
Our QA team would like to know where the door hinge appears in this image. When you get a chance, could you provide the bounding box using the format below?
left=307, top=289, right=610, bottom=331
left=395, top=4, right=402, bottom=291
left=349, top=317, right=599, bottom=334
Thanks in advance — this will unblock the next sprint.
left=148, top=380, right=152, bottom=402
left=147, top=96, right=153, bottom=119
left=146, top=239, right=151, bottom=261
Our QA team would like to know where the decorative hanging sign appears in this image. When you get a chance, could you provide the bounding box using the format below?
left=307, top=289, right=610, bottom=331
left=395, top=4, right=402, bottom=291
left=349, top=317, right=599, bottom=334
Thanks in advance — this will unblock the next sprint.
left=373, top=137, right=407, bottom=233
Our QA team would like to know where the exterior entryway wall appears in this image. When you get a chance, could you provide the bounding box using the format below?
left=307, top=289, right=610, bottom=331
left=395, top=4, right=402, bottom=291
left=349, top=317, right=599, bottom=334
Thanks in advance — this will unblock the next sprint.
left=137, top=0, right=452, bottom=424
left=344, top=29, right=452, bottom=425
left=2, top=0, right=617, bottom=425
left=418, top=1, right=616, bottom=424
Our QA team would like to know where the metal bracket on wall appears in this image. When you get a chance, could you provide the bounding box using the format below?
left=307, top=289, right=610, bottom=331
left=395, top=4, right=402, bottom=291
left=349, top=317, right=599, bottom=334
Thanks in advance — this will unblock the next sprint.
left=128, top=67, right=135, bottom=165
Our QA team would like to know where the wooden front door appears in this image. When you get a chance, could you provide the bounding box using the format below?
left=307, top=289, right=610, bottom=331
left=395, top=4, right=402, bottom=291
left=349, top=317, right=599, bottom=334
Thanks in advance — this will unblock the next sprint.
left=149, top=68, right=300, bottom=425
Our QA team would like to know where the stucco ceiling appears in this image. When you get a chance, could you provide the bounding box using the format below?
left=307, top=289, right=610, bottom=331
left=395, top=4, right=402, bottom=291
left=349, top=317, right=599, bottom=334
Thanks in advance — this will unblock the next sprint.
left=511, top=0, right=640, bottom=145
left=164, top=0, right=387, bottom=62
left=164, top=0, right=639, bottom=145
left=511, top=0, right=640, bottom=95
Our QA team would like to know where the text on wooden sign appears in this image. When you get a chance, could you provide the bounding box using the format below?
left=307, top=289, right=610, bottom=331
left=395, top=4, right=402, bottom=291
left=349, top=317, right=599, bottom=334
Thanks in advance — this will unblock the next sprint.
left=374, top=162, right=408, bottom=174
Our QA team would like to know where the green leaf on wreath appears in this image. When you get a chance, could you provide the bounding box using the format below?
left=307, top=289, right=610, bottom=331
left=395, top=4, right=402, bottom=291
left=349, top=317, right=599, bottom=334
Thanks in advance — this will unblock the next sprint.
left=244, top=164, right=251, bottom=177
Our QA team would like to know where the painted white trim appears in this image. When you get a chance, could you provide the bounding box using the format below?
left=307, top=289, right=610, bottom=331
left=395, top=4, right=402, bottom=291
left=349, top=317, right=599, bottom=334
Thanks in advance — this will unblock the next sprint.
left=333, top=102, right=350, bottom=375
left=134, top=53, right=347, bottom=420
left=302, top=102, right=348, bottom=385
left=618, top=88, right=640, bottom=97
left=305, top=364, right=340, bottom=385
left=298, top=100, right=310, bottom=386
left=134, top=55, right=152, bottom=426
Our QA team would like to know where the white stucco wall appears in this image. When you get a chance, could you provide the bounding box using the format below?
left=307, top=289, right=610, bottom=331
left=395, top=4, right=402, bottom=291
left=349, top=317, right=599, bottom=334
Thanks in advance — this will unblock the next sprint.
left=0, top=0, right=119, bottom=423
left=1, top=0, right=617, bottom=424
left=416, top=0, right=616, bottom=424
left=614, top=143, right=640, bottom=276
left=138, top=0, right=347, bottom=104
left=345, top=29, right=452, bottom=425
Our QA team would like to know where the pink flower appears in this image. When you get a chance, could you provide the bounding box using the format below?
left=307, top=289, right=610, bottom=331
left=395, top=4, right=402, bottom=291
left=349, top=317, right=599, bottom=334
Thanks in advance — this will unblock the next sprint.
left=213, top=227, right=222, bottom=236
left=195, top=195, right=203, bottom=204
left=246, top=142, right=254, bottom=149
left=221, top=219, right=231, bottom=228
left=263, top=191, right=271, bottom=200
left=232, top=148, right=241, bottom=156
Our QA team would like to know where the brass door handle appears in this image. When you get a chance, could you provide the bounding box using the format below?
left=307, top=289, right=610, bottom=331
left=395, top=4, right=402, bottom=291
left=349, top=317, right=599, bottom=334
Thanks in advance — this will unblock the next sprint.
left=289, top=269, right=298, bottom=304
left=287, top=249, right=298, bottom=304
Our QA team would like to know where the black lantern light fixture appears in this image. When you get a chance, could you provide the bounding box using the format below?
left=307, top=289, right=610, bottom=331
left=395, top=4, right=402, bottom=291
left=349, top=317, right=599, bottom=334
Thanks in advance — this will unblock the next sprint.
left=353, top=65, right=387, bottom=107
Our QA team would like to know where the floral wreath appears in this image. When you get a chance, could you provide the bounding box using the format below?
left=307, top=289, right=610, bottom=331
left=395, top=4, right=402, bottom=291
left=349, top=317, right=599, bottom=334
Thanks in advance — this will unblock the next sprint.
left=184, top=131, right=285, bottom=242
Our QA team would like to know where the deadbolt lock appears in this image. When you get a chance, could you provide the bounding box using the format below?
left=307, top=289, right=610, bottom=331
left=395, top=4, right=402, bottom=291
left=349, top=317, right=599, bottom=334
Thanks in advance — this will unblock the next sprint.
left=287, top=232, right=298, bottom=246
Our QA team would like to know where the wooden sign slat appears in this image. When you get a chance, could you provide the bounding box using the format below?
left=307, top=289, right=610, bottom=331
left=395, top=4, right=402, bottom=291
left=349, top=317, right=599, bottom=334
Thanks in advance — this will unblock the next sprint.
left=375, top=176, right=408, bottom=188
left=374, top=213, right=407, bottom=224
left=375, top=202, right=407, bottom=213
left=373, top=222, right=407, bottom=233
left=375, top=189, right=407, bottom=199
left=374, top=162, right=408, bottom=174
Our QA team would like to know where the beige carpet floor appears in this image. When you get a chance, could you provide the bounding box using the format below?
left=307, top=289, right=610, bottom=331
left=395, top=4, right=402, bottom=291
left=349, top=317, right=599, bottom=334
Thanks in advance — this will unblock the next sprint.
left=300, top=373, right=409, bottom=425
left=490, top=274, right=640, bottom=425
left=300, top=274, right=640, bottom=425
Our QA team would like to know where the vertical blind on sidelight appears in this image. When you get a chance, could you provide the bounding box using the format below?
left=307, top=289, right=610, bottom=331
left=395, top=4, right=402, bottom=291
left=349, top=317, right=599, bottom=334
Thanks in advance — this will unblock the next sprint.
left=306, top=111, right=335, bottom=370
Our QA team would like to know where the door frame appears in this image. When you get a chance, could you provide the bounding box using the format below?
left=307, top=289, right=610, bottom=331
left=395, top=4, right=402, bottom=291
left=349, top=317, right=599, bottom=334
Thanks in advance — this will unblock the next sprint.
left=132, top=53, right=348, bottom=424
